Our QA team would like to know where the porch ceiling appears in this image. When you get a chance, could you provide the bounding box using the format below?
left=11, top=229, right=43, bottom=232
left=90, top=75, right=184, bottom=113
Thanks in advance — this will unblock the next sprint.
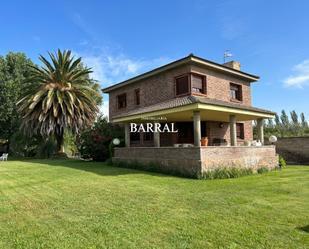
left=112, top=102, right=275, bottom=123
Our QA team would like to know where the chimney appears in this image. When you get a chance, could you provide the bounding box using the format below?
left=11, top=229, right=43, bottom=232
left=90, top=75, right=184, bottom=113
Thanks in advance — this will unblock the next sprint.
left=223, top=61, right=241, bottom=70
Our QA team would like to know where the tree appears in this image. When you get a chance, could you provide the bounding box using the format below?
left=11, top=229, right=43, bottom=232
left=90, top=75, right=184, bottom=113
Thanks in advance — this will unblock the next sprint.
left=300, top=113, right=308, bottom=128
left=274, top=114, right=281, bottom=127
left=280, top=110, right=289, bottom=128
left=290, top=110, right=299, bottom=127
left=18, top=50, right=101, bottom=155
left=0, top=52, right=34, bottom=145
left=77, top=115, right=124, bottom=161
left=267, top=118, right=274, bottom=128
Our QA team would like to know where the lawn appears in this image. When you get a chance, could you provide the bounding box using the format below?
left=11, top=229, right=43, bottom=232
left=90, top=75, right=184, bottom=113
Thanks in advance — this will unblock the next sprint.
left=0, top=160, right=308, bottom=249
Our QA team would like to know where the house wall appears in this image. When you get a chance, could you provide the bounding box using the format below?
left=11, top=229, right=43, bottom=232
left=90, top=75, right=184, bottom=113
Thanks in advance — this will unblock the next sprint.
left=190, top=64, right=252, bottom=106
left=108, top=63, right=254, bottom=142
left=109, top=64, right=191, bottom=120
left=113, top=146, right=278, bottom=178
left=108, top=64, right=253, bottom=120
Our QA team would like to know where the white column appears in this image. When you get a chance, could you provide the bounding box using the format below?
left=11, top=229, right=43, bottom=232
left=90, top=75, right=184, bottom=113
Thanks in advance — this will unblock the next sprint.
left=124, top=123, right=130, bottom=147
left=154, top=131, right=160, bottom=147
left=229, top=115, right=237, bottom=146
left=257, top=118, right=264, bottom=145
left=193, top=111, right=201, bottom=147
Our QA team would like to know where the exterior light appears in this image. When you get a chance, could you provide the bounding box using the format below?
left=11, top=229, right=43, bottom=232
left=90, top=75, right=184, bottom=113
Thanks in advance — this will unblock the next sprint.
left=112, top=138, right=120, bottom=146
left=269, top=135, right=277, bottom=144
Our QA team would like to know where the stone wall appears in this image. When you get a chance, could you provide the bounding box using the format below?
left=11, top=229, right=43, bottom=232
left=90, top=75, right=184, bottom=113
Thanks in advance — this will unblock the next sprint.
left=113, top=146, right=277, bottom=178
left=200, top=146, right=278, bottom=172
left=275, top=137, right=309, bottom=164
left=113, top=147, right=202, bottom=178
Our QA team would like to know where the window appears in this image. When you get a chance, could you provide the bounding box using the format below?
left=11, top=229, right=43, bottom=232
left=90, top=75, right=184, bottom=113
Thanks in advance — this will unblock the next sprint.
left=143, top=132, right=153, bottom=141
left=191, top=74, right=206, bottom=94
left=175, top=75, right=189, bottom=96
left=130, top=131, right=140, bottom=142
left=134, top=89, right=140, bottom=105
left=236, top=123, right=244, bottom=139
left=117, top=93, right=127, bottom=109
left=230, top=83, right=242, bottom=101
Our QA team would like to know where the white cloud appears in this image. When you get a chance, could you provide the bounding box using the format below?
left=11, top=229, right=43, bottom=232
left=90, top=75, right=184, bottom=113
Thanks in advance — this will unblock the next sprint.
left=77, top=50, right=171, bottom=88
left=74, top=48, right=171, bottom=119
left=284, top=60, right=309, bottom=88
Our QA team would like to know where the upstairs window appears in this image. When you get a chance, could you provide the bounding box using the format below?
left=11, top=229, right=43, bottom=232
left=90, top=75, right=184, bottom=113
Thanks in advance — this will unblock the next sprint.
left=236, top=123, right=244, bottom=139
left=117, top=93, right=127, bottom=109
left=192, top=74, right=206, bottom=94
left=135, top=89, right=140, bottom=105
left=175, top=75, right=189, bottom=96
left=230, top=83, right=242, bottom=101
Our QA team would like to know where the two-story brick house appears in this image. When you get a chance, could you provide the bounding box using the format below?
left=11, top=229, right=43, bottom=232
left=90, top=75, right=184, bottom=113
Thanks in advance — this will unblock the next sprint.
left=102, top=54, right=278, bottom=177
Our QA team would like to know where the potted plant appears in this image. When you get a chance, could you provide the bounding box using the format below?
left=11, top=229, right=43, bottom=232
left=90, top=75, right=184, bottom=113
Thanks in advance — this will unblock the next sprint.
left=200, top=137, right=208, bottom=146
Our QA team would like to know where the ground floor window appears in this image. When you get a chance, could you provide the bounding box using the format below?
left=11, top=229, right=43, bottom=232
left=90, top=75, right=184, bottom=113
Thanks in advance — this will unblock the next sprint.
left=236, top=123, right=244, bottom=139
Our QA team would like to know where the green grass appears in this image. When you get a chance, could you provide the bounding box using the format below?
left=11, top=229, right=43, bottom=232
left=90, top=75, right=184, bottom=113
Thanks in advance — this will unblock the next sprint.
left=0, top=159, right=308, bottom=249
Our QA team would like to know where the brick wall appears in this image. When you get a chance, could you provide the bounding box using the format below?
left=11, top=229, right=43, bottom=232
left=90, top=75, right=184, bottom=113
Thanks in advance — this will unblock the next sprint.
left=113, top=146, right=278, bottom=178
left=109, top=65, right=191, bottom=120
left=108, top=64, right=253, bottom=120
left=200, top=146, right=278, bottom=172
left=190, top=64, right=252, bottom=106
left=274, top=137, right=309, bottom=163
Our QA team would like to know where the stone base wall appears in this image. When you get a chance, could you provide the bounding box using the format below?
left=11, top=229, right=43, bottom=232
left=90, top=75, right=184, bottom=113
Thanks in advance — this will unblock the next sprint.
left=274, top=137, right=309, bottom=164
left=113, top=146, right=278, bottom=178
left=200, top=146, right=278, bottom=172
left=113, top=147, right=202, bottom=177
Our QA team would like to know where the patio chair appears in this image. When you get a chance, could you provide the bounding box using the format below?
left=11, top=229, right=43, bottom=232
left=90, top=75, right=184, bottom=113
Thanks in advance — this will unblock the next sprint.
left=0, top=153, right=8, bottom=161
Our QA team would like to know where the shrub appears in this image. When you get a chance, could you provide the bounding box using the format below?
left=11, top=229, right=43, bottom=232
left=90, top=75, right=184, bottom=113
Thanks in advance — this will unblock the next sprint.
left=279, top=155, right=287, bottom=168
left=202, top=167, right=253, bottom=180
left=77, top=116, right=124, bottom=161
left=257, top=167, right=269, bottom=174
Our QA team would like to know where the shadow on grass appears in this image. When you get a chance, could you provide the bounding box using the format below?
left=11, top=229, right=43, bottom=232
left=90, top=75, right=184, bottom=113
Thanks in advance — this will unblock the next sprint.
left=298, top=225, right=309, bottom=233
left=19, top=158, right=174, bottom=178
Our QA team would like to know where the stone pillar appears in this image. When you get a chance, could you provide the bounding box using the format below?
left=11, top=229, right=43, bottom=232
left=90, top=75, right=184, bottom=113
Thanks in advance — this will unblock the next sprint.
left=257, top=118, right=264, bottom=145
left=124, top=123, right=130, bottom=147
left=193, top=111, right=201, bottom=147
left=154, top=131, right=160, bottom=147
left=229, top=115, right=237, bottom=146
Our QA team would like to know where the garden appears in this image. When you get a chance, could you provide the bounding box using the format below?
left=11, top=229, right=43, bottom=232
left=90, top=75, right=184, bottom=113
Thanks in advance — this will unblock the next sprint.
left=0, top=50, right=309, bottom=248
left=0, top=159, right=308, bottom=248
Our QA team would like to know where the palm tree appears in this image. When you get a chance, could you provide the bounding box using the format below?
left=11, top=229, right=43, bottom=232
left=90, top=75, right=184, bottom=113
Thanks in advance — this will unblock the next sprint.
left=17, top=49, right=100, bottom=155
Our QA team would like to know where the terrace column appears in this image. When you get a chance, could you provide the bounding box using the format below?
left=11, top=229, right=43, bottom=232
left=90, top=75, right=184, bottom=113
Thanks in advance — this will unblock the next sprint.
left=257, top=118, right=264, bottom=145
left=124, top=123, right=130, bottom=147
left=193, top=111, right=201, bottom=147
left=154, top=131, right=160, bottom=147
left=229, top=115, right=237, bottom=146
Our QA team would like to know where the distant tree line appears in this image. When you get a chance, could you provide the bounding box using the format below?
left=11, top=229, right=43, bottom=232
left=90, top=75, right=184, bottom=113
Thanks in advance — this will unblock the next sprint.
left=254, top=110, right=309, bottom=138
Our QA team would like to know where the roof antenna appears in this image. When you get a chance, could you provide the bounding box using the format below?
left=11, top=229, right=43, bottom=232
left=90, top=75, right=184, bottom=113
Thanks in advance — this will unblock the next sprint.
left=223, top=50, right=233, bottom=63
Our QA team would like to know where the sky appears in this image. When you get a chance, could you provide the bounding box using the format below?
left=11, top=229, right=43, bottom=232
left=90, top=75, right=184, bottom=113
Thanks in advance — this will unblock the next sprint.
left=1, top=0, right=309, bottom=119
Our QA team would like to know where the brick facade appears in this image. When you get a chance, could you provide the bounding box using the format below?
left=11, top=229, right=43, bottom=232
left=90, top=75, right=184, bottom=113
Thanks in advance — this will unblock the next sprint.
left=113, top=146, right=278, bottom=178
left=108, top=63, right=255, bottom=143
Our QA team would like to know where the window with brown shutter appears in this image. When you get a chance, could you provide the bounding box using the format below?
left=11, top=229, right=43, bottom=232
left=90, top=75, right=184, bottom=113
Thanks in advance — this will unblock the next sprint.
left=236, top=123, right=244, bottom=139
left=230, top=83, right=242, bottom=101
left=175, top=75, right=189, bottom=96
left=191, top=74, right=206, bottom=94
left=135, top=89, right=140, bottom=105
left=117, top=93, right=127, bottom=109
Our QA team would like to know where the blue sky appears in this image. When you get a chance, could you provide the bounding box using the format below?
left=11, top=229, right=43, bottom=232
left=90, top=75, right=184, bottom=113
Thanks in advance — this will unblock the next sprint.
left=1, top=0, right=309, bottom=118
